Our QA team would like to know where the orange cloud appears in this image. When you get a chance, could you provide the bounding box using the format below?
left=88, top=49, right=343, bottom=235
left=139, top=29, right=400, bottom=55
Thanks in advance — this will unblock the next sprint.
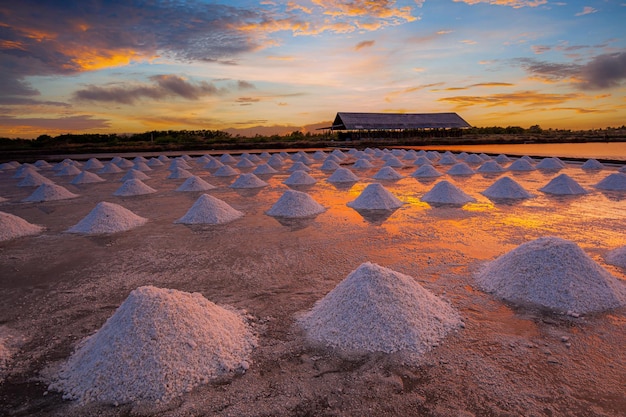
left=69, top=48, right=147, bottom=71
left=355, top=40, right=375, bottom=51
left=385, top=82, right=446, bottom=102
left=453, top=0, right=547, bottom=8
left=439, top=90, right=584, bottom=108
left=311, top=0, right=417, bottom=22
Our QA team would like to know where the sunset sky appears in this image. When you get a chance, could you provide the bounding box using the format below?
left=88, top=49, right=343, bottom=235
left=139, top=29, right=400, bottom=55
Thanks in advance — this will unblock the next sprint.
left=1, top=0, right=625, bottom=138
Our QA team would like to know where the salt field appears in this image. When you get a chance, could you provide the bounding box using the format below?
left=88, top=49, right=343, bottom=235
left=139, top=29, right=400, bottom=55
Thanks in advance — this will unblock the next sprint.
left=0, top=148, right=625, bottom=416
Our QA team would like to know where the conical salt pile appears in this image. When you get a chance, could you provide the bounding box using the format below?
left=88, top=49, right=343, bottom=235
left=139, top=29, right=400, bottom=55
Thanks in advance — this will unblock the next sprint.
left=266, top=190, right=325, bottom=218
left=464, top=154, right=484, bottom=165
left=447, top=162, right=475, bottom=176
left=252, top=164, right=278, bottom=175
left=167, top=168, right=193, bottom=179
left=581, top=159, right=604, bottom=170
left=176, top=194, right=243, bottom=224
left=113, top=179, right=156, bottom=197
left=353, top=159, right=374, bottom=169
left=347, top=183, right=403, bottom=210
left=287, top=161, right=311, bottom=172
left=132, top=161, right=152, bottom=172
left=477, top=161, right=505, bottom=173
left=175, top=176, right=216, bottom=192
left=48, top=286, right=256, bottom=405
left=204, top=159, right=224, bottom=170
left=0, top=211, right=43, bottom=241
left=17, top=171, right=54, bottom=187
left=230, top=173, right=268, bottom=189
left=437, top=154, right=457, bottom=165
left=536, top=158, right=564, bottom=170
left=235, top=158, right=255, bottom=169
left=67, top=202, right=147, bottom=234
left=539, top=174, right=587, bottom=195
left=13, top=165, right=39, bottom=179
left=421, top=181, right=475, bottom=205
left=116, top=158, right=134, bottom=169
left=97, top=163, right=123, bottom=174
left=213, top=165, right=239, bottom=177
left=508, top=159, right=536, bottom=171
left=606, top=246, right=626, bottom=269
left=595, top=173, right=626, bottom=191
left=267, top=154, right=284, bottom=168
left=373, top=166, right=403, bottom=180
left=327, top=168, right=359, bottom=183
left=23, top=183, right=78, bottom=202
left=220, top=153, right=237, bottom=164
left=298, top=262, right=462, bottom=355
left=383, top=156, right=404, bottom=168
left=83, top=158, right=104, bottom=170
left=283, top=170, right=317, bottom=185
left=495, top=154, right=511, bottom=164
left=147, top=158, right=164, bottom=167
left=411, top=165, right=442, bottom=178
left=476, top=237, right=626, bottom=314
left=54, top=164, right=82, bottom=177
left=320, top=160, right=341, bottom=171
left=120, top=169, right=150, bottom=182
left=482, top=176, right=532, bottom=200
left=71, top=171, right=105, bottom=185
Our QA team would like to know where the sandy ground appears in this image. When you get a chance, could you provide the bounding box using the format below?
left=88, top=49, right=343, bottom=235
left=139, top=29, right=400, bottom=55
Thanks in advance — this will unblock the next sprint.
left=0, top=152, right=625, bottom=417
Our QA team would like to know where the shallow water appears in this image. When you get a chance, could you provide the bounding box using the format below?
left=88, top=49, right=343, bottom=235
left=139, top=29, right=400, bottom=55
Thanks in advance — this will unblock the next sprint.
left=0, top=152, right=625, bottom=416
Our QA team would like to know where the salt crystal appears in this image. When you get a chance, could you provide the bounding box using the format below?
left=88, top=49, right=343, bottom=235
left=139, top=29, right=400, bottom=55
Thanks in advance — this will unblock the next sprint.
left=287, top=161, right=311, bottom=172
left=252, top=164, right=278, bottom=175
left=353, top=159, right=374, bottom=169
left=67, top=202, right=147, bottom=234
left=97, top=163, right=123, bottom=174
left=476, top=161, right=505, bottom=173
left=83, top=158, right=104, bottom=170
left=320, top=160, right=341, bottom=171
left=536, top=158, right=564, bottom=171
left=220, top=154, right=237, bottom=164
left=476, top=236, right=626, bottom=314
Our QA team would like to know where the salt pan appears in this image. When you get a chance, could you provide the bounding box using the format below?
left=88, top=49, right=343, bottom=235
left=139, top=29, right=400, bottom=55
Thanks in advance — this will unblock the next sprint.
left=421, top=180, right=475, bottom=205
left=347, top=183, right=403, bottom=210
left=48, top=286, right=256, bottom=405
left=266, top=190, right=325, bottom=218
left=176, top=194, right=243, bottom=224
left=67, top=202, right=147, bottom=234
left=298, top=262, right=462, bottom=355
left=0, top=211, right=43, bottom=241
left=476, top=236, right=626, bottom=314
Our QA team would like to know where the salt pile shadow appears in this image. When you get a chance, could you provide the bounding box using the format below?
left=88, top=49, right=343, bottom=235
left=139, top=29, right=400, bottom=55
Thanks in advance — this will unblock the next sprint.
left=298, top=262, right=462, bottom=358
left=476, top=236, right=626, bottom=315
left=48, top=286, right=257, bottom=406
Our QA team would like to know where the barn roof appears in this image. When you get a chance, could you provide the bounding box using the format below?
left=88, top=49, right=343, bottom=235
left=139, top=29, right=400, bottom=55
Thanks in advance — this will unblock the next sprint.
left=331, top=112, right=471, bottom=130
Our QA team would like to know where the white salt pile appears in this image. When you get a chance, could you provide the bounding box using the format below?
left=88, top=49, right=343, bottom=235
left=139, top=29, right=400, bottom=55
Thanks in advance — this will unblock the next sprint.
left=0, top=211, right=43, bottom=241
left=67, top=202, right=147, bottom=234
left=495, top=154, right=511, bottom=163
left=298, top=262, right=462, bottom=355
left=595, top=172, right=626, bottom=191
left=331, top=149, right=347, bottom=160
left=283, top=170, right=317, bottom=186
left=327, top=168, right=359, bottom=183
left=266, top=190, right=325, bottom=218
left=132, top=161, right=152, bottom=172
left=83, top=158, right=104, bottom=170
left=287, top=161, right=311, bottom=172
left=133, top=156, right=148, bottom=163
left=71, top=171, right=105, bottom=185
left=446, top=162, right=475, bottom=176
left=235, top=158, right=255, bottom=169
left=175, top=176, right=216, bottom=192
left=383, top=156, right=404, bottom=168
left=23, top=183, right=78, bottom=202
left=347, top=183, right=403, bottom=210
left=464, top=154, right=484, bottom=165
left=167, top=168, right=193, bottom=179
left=437, top=154, right=457, bottom=165
left=476, top=160, right=505, bottom=173
left=204, top=159, right=224, bottom=170
left=55, top=164, right=82, bottom=177
left=147, top=157, right=164, bottom=167
left=252, top=164, right=278, bottom=175
left=353, top=158, right=374, bottom=169
left=481, top=176, right=533, bottom=200
left=606, top=246, right=626, bottom=269
left=220, top=153, right=237, bottom=164
left=320, top=159, right=341, bottom=171
left=230, top=173, right=268, bottom=189
left=33, top=160, right=52, bottom=169
left=121, top=169, right=150, bottom=182
left=17, top=171, right=54, bottom=187
left=246, top=154, right=262, bottom=163
left=267, top=154, right=284, bottom=167
left=476, top=236, right=626, bottom=314
left=168, top=159, right=192, bottom=170
left=116, top=158, right=134, bottom=169
left=13, top=165, right=39, bottom=178
left=620, top=165, right=626, bottom=173
left=411, top=165, right=442, bottom=178
left=113, top=179, right=157, bottom=197
left=581, top=158, right=604, bottom=170
left=213, top=165, right=239, bottom=177
left=373, top=166, right=403, bottom=180
left=508, top=159, right=536, bottom=171
left=421, top=181, right=476, bottom=205
left=49, top=286, right=256, bottom=405
left=97, top=163, right=123, bottom=174
left=535, top=157, right=564, bottom=171
left=539, top=174, right=587, bottom=195
left=157, top=155, right=170, bottom=162
left=413, top=156, right=433, bottom=166
left=176, top=194, right=243, bottom=225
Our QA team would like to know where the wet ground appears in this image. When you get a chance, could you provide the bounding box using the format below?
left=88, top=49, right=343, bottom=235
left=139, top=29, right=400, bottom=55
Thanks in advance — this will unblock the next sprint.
left=0, top=151, right=625, bottom=416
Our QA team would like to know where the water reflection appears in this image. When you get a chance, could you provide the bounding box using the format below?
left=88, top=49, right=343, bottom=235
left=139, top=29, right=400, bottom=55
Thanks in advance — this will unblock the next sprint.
left=329, top=181, right=357, bottom=192
left=269, top=215, right=318, bottom=230
left=351, top=208, right=399, bottom=225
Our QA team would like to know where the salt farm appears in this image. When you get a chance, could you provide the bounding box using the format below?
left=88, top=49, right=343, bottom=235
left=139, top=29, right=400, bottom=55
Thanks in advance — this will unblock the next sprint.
left=0, top=147, right=625, bottom=416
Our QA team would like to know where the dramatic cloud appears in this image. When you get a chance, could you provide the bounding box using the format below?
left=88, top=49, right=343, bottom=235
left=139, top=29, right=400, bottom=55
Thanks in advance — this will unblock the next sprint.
left=0, top=115, right=110, bottom=130
left=73, top=75, right=224, bottom=104
left=516, top=51, right=626, bottom=90
left=453, top=0, right=547, bottom=8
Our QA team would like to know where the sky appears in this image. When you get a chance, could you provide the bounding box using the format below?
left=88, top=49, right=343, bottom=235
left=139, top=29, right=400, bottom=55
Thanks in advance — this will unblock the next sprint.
left=1, top=0, right=625, bottom=138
